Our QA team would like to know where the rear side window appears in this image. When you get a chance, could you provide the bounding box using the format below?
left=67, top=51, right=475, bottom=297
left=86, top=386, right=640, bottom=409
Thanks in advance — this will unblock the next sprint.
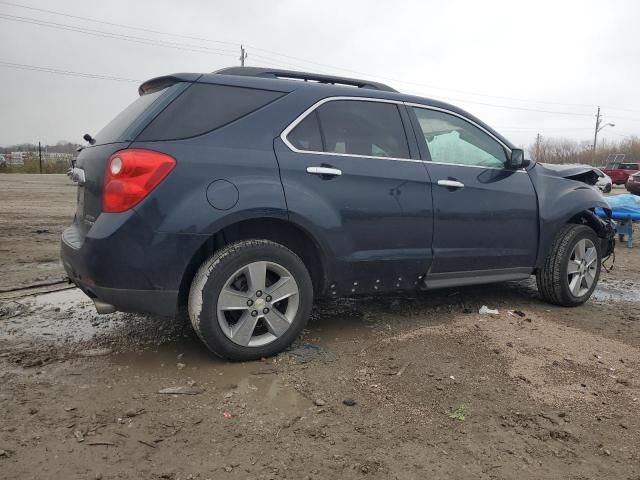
left=94, top=85, right=180, bottom=145
left=621, top=163, right=639, bottom=170
left=286, top=100, right=410, bottom=159
left=137, top=84, right=285, bottom=141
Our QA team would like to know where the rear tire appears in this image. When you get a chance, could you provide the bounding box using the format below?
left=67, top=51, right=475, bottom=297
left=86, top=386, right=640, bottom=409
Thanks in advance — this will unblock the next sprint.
left=604, top=184, right=612, bottom=193
left=536, top=224, right=601, bottom=307
left=188, top=240, right=313, bottom=361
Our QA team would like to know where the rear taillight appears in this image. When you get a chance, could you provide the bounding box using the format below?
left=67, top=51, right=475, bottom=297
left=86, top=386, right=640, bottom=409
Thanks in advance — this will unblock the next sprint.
left=103, top=149, right=176, bottom=213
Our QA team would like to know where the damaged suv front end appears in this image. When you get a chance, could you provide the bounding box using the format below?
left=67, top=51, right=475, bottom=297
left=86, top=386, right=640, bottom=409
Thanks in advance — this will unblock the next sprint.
left=532, top=163, right=616, bottom=259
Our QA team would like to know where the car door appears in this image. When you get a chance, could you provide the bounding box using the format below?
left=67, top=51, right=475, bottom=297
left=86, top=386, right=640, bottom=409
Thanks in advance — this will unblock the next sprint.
left=408, top=105, right=538, bottom=286
left=274, top=97, right=434, bottom=294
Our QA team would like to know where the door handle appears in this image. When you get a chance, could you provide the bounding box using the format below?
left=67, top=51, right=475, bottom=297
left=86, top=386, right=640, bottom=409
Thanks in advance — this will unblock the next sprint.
left=437, top=179, right=465, bottom=189
left=306, top=166, right=342, bottom=177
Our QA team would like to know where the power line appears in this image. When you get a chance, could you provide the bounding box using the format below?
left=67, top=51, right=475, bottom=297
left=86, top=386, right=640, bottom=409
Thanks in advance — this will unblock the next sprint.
left=0, top=13, right=239, bottom=58
left=0, top=0, right=239, bottom=47
left=3, top=0, right=638, bottom=114
left=0, top=60, right=140, bottom=82
left=401, top=88, right=597, bottom=117
left=2, top=5, right=639, bottom=121
left=0, top=15, right=604, bottom=117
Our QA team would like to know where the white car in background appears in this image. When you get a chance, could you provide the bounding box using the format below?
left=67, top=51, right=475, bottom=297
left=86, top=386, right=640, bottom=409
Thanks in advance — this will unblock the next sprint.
left=594, top=168, right=612, bottom=193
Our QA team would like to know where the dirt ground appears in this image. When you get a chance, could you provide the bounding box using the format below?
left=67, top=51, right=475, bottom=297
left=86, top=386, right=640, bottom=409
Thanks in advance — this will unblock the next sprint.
left=1, top=174, right=639, bottom=480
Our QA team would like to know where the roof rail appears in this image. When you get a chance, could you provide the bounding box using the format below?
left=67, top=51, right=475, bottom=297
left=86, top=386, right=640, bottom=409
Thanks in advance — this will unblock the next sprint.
left=214, top=66, right=397, bottom=92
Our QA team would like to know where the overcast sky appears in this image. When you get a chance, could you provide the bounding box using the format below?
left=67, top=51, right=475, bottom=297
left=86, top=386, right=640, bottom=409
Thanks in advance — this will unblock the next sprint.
left=1, top=0, right=639, bottom=148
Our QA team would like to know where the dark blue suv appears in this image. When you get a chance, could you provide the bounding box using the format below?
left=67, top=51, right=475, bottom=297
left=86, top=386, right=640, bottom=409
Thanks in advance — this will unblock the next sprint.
left=61, top=67, right=614, bottom=360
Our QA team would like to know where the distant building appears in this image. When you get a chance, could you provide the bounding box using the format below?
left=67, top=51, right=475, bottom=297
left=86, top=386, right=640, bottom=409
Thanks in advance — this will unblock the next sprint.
left=8, top=152, right=24, bottom=165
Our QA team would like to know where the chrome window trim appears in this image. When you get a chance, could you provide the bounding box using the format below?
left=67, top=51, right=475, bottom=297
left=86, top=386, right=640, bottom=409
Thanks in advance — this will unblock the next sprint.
left=280, top=96, right=526, bottom=172
left=427, top=160, right=526, bottom=172
left=279, top=96, right=421, bottom=163
left=405, top=102, right=513, bottom=154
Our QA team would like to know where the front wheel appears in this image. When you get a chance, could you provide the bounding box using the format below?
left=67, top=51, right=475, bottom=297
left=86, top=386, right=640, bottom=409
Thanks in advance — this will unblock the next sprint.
left=536, top=225, right=601, bottom=306
left=188, top=240, right=313, bottom=361
left=604, top=184, right=612, bottom=193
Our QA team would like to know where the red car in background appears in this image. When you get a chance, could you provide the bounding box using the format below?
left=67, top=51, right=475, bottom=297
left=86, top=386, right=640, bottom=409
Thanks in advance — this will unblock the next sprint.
left=626, top=172, right=640, bottom=195
left=602, top=154, right=640, bottom=185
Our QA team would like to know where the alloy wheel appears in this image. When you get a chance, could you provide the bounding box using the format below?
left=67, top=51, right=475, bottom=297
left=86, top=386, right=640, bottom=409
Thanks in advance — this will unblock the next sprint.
left=567, top=238, right=598, bottom=297
left=216, top=261, right=300, bottom=347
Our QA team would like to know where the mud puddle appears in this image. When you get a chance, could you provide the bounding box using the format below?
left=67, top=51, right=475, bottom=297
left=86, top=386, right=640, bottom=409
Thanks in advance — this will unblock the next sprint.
left=593, top=278, right=640, bottom=302
left=111, top=341, right=309, bottom=416
left=0, top=288, right=182, bottom=354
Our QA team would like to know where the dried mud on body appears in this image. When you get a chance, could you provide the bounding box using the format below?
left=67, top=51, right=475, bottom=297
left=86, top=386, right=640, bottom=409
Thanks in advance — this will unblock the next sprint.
left=2, top=174, right=640, bottom=479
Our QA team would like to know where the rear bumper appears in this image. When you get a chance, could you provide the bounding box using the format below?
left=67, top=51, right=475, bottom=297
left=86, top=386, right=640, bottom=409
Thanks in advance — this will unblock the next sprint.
left=60, top=211, right=205, bottom=317
left=67, top=276, right=178, bottom=317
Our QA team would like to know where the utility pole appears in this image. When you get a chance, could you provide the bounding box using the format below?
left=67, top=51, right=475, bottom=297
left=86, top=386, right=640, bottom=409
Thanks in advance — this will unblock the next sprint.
left=38, top=141, right=42, bottom=173
left=591, top=106, right=615, bottom=165
left=535, top=133, right=542, bottom=161
left=592, top=106, right=601, bottom=164
left=239, top=45, right=247, bottom=67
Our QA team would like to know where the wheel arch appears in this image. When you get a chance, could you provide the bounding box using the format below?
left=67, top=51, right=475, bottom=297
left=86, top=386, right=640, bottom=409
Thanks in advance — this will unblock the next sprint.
left=536, top=202, right=613, bottom=268
left=177, top=217, right=328, bottom=310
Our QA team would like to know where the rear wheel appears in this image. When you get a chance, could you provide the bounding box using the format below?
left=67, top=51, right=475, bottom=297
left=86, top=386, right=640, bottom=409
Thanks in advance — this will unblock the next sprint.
left=536, top=224, right=601, bottom=306
left=188, top=240, right=313, bottom=361
left=604, top=183, right=612, bottom=193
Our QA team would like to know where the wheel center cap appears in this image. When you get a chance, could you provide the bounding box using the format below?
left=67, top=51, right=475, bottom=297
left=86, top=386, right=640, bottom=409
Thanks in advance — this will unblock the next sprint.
left=255, top=298, right=266, bottom=308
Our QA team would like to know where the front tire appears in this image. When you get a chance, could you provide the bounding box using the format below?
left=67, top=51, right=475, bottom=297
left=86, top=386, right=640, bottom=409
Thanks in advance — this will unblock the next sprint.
left=536, top=225, right=601, bottom=307
left=188, top=240, right=313, bottom=361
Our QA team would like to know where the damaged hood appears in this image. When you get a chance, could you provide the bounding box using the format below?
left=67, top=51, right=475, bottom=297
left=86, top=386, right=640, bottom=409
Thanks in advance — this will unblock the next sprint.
left=536, top=163, right=600, bottom=184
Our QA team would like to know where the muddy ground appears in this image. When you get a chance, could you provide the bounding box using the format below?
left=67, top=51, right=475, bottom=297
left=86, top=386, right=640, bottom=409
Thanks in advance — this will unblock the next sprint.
left=1, top=174, right=639, bottom=480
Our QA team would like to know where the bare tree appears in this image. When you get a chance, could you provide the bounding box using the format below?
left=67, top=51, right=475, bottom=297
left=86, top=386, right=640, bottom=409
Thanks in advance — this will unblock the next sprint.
left=528, top=136, right=640, bottom=166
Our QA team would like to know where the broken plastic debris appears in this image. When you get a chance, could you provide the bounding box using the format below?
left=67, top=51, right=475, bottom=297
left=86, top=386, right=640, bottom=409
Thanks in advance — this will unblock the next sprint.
left=157, top=386, right=204, bottom=395
left=479, top=305, right=499, bottom=315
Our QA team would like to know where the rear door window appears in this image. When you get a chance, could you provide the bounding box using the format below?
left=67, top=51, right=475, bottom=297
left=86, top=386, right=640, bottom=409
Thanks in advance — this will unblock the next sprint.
left=286, top=100, right=411, bottom=159
left=137, top=84, right=285, bottom=141
left=317, top=100, right=410, bottom=158
left=288, top=111, right=323, bottom=151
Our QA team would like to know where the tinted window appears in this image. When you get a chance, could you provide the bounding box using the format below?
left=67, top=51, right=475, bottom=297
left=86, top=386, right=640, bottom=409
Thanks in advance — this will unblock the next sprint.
left=315, top=101, right=410, bottom=158
left=138, top=83, right=285, bottom=141
left=413, top=107, right=507, bottom=168
left=620, top=163, right=639, bottom=170
left=94, top=86, right=174, bottom=145
left=288, top=111, right=323, bottom=151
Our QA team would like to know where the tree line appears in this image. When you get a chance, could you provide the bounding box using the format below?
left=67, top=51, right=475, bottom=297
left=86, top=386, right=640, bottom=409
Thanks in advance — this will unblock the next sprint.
left=529, top=135, right=640, bottom=166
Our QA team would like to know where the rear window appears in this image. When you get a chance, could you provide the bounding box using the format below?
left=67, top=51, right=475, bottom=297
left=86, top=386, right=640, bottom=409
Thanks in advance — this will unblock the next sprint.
left=137, top=83, right=285, bottom=141
left=94, top=84, right=182, bottom=146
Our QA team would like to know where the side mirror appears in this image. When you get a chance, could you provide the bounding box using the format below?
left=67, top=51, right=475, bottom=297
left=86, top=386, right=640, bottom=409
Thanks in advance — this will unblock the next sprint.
left=508, top=149, right=527, bottom=169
